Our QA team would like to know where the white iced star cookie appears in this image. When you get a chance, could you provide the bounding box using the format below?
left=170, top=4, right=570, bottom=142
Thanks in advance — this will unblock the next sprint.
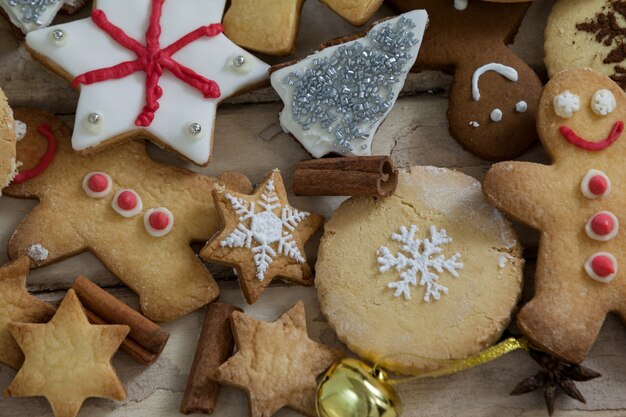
left=0, top=0, right=86, bottom=34
left=315, top=166, right=523, bottom=374
left=25, top=0, right=269, bottom=166
left=270, top=10, right=428, bottom=158
left=200, top=170, right=324, bottom=304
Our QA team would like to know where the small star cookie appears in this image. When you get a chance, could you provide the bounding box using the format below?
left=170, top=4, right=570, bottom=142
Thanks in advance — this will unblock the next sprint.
left=0, top=256, right=55, bottom=370
left=484, top=68, right=626, bottom=364
left=5, top=108, right=252, bottom=322
left=200, top=170, right=323, bottom=304
left=5, top=289, right=129, bottom=417
left=212, top=301, right=343, bottom=417
left=223, top=0, right=305, bottom=56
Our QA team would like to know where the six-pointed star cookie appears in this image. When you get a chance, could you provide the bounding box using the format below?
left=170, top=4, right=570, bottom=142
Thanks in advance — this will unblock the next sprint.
left=212, top=301, right=343, bottom=417
left=0, top=256, right=55, bottom=370
left=200, top=170, right=323, bottom=304
left=223, top=0, right=305, bottom=56
left=5, top=108, right=252, bottom=322
left=5, top=289, right=129, bottom=417
left=484, top=68, right=626, bottom=364
left=387, top=0, right=542, bottom=161
left=25, top=0, right=269, bottom=166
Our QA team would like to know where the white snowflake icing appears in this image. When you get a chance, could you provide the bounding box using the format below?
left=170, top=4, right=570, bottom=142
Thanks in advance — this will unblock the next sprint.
left=377, top=225, right=463, bottom=302
left=220, top=180, right=309, bottom=281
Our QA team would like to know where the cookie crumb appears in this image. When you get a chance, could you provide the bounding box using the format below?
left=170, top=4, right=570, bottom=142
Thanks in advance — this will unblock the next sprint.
left=28, top=244, right=49, bottom=261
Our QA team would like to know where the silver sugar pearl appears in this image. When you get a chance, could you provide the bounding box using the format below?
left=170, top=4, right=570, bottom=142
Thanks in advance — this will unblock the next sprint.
left=52, top=29, right=64, bottom=41
left=87, top=112, right=100, bottom=124
left=233, top=55, right=246, bottom=67
left=189, top=123, right=202, bottom=135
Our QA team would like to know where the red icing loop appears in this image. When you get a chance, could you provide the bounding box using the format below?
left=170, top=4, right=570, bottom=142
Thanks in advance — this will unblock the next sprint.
left=591, top=255, right=616, bottom=278
left=589, top=175, right=608, bottom=196
left=591, top=213, right=615, bottom=236
left=12, top=124, right=57, bottom=185
left=560, top=121, right=624, bottom=151
left=149, top=211, right=170, bottom=230
left=71, top=0, right=223, bottom=127
left=117, top=190, right=138, bottom=210
left=87, top=173, right=109, bottom=192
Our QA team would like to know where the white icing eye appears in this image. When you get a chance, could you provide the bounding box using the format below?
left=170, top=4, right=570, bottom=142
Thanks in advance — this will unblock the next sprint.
left=112, top=189, right=143, bottom=218
left=14, top=120, right=27, bottom=141
left=82, top=172, right=112, bottom=198
left=553, top=91, right=580, bottom=118
left=144, top=208, right=174, bottom=237
left=229, top=54, right=253, bottom=74
left=591, top=89, right=616, bottom=116
left=490, top=109, right=503, bottom=122
left=581, top=169, right=611, bottom=199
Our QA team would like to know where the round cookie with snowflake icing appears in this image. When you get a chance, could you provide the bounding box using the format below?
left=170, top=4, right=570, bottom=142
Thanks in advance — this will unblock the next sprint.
left=315, top=166, right=523, bottom=374
left=0, top=87, right=16, bottom=195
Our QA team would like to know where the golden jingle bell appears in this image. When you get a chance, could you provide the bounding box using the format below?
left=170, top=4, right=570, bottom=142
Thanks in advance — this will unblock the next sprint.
left=316, top=358, right=401, bottom=417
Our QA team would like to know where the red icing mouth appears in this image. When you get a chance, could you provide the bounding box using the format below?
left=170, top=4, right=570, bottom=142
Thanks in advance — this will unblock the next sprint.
left=560, top=121, right=624, bottom=151
left=12, top=124, right=57, bottom=184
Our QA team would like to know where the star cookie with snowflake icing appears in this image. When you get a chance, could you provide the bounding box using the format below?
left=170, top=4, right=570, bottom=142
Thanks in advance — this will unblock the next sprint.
left=25, top=0, right=269, bottom=166
left=201, top=170, right=324, bottom=304
left=270, top=10, right=428, bottom=158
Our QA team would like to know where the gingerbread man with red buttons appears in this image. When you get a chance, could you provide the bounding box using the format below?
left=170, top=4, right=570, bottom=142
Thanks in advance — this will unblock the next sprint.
left=484, top=68, right=626, bottom=364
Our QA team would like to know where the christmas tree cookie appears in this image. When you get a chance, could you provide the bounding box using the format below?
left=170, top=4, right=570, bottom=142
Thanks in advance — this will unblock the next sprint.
left=5, top=108, right=252, bottom=322
left=201, top=170, right=324, bottom=304
left=484, top=68, right=626, bottom=364
left=316, top=166, right=523, bottom=374
left=24, top=0, right=269, bottom=166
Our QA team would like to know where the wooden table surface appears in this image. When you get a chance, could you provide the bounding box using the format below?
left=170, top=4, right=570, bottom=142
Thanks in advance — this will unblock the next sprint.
left=2, top=1, right=626, bottom=416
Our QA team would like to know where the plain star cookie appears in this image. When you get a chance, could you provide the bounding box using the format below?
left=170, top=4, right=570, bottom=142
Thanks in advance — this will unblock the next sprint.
left=0, top=257, right=55, bottom=370
left=0, top=0, right=86, bottom=34
left=388, top=0, right=542, bottom=160
left=545, top=0, right=626, bottom=90
left=24, top=0, right=269, bottom=166
left=5, top=289, right=129, bottom=417
left=200, top=170, right=323, bottom=304
left=0, top=86, right=17, bottom=195
left=316, top=166, right=523, bottom=374
left=270, top=11, right=428, bottom=158
left=483, top=68, right=626, bottom=364
left=223, top=0, right=305, bottom=56
left=212, top=302, right=343, bottom=417
left=5, top=108, right=252, bottom=322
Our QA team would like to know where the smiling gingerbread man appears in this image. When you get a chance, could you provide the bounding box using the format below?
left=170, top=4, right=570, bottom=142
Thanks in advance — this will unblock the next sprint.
left=484, top=68, right=626, bottom=364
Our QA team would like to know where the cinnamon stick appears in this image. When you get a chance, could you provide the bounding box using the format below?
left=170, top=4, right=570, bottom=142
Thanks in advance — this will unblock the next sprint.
left=293, top=156, right=398, bottom=197
left=72, top=276, right=169, bottom=365
left=180, top=303, right=242, bottom=415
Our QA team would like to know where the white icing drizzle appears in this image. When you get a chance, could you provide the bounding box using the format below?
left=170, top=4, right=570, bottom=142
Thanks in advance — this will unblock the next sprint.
left=144, top=208, right=174, bottom=237
left=14, top=120, right=27, bottom=141
left=112, top=189, right=143, bottom=218
left=591, top=89, right=616, bottom=116
left=27, top=244, right=49, bottom=261
left=490, top=109, right=503, bottom=122
left=515, top=101, right=528, bottom=113
left=553, top=91, right=580, bottom=118
left=472, top=63, right=519, bottom=102
left=454, top=0, right=468, bottom=10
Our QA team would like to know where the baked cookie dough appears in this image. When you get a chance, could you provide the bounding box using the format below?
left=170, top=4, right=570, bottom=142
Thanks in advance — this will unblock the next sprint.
left=545, top=0, right=626, bottom=90
left=316, top=166, right=523, bottom=374
left=0, top=87, right=16, bottom=195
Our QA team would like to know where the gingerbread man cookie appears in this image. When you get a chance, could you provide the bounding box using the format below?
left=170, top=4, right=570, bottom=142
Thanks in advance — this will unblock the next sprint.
left=0, top=87, right=17, bottom=195
left=388, top=0, right=542, bottom=160
left=5, top=108, right=252, bottom=322
left=25, top=0, right=269, bottom=166
left=484, top=68, right=626, bottom=364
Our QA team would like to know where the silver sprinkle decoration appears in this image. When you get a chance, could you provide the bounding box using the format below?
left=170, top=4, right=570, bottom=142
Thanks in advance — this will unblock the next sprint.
left=283, top=16, right=418, bottom=153
left=51, top=28, right=64, bottom=40
left=189, top=122, right=202, bottom=135
left=233, top=55, right=246, bottom=67
left=8, top=0, right=59, bottom=26
left=87, top=112, right=100, bottom=124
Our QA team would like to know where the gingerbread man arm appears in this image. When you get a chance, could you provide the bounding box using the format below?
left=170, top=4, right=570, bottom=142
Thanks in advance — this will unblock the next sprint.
left=8, top=204, right=85, bottom=267
left=483, top=161, right=555, bottom=230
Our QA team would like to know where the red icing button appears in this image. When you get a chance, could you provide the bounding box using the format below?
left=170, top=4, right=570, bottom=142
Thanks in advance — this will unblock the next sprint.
left=591, top=213, right=615, bottom=236
left=117, top=191, right=138, bottom=211
left=592, top=255, right=615, bottom=278
left=149, top=211, right=169, bottom=230
left=589, top=175, right=608, bottom=196
left=87, top=174, right=109, bottom=192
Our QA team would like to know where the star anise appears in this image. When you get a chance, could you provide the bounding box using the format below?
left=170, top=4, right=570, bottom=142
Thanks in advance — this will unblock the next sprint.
left=510, top=349, right=602, bottom=416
